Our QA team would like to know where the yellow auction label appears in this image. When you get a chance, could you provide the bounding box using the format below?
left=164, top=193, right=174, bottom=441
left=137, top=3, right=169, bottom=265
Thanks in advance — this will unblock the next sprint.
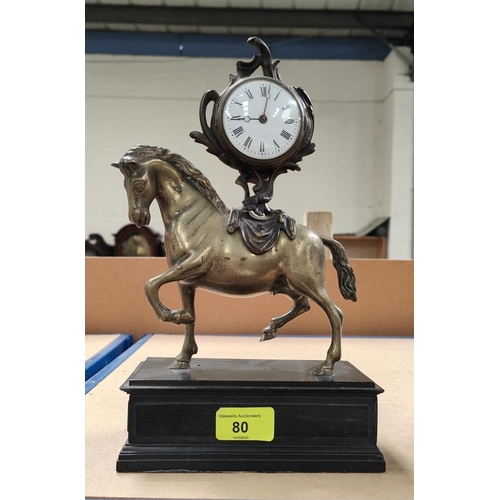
left=215, top=407, right=275, bottom=442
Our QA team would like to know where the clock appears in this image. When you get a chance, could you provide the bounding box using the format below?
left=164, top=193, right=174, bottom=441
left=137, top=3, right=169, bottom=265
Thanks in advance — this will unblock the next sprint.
left=190, top=36, right=315, bottom=212
left=213, top=76, right=307, bottom=167
left=113, top=224, right=163, bottom=257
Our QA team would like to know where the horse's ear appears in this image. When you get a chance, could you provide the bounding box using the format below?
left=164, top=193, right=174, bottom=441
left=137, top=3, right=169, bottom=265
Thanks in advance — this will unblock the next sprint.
left=111, top=162, right=120, bottom=168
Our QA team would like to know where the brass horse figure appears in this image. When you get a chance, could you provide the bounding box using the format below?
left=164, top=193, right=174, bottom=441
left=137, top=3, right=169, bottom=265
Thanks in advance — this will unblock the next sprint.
left=112, top=145, right=357, bottom=376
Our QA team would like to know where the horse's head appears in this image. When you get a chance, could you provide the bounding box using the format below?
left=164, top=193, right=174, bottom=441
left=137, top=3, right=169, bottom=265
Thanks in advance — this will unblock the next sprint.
left=113, top=145, right=228, bottom=227
left=112, top=145, right=171, bottom=228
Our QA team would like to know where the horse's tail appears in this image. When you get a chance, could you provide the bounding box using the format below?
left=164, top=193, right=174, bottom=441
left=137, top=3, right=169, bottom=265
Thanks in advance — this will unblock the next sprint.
left=321, top=237, right=357, bottom=302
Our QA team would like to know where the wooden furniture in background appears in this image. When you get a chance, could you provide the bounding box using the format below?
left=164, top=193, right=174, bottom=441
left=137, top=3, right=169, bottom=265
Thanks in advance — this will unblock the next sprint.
left=85, top=234, right=114, bottom=256
left=305, top=212, right=388, bottom=259
left=114, top=224, right=163, bottom=257
left=305, top=211, right=333, bottom=237
left=334, top=235, right=387, bottom=259
left=306, top=211, right=333, bottom=258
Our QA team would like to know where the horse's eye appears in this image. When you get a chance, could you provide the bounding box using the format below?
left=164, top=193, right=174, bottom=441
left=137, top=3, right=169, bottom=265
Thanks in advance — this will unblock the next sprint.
left=134, top=181, right=146, bottom=193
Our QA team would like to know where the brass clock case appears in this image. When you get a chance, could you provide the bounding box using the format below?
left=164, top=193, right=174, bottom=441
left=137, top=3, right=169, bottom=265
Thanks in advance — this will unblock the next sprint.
left=190, top=37, right=315, bottom=210
left=212, top=76, right=313, bottom=171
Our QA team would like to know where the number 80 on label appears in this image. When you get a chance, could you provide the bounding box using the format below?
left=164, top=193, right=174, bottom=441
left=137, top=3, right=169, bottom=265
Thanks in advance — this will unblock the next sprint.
left=215, top=407, right=275, bottom=442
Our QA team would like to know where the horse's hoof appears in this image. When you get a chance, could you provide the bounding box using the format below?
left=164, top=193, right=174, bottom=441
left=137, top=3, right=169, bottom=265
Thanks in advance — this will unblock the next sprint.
left=260, top=326, right=277, bottom=342
left=169, top=359, right=190, bottom=370
left=313, top=363, right=334, bottom=377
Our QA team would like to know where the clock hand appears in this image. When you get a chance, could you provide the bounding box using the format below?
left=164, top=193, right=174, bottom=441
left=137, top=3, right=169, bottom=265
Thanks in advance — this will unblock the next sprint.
left=259, top=88, right=270, bottom=123
left=230, top=116, right=260, bottom=121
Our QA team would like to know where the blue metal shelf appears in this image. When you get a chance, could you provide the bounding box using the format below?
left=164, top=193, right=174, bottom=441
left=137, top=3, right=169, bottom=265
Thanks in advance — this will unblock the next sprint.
left=85, top=333, right=133, bottom=381
left=85, top=334, right=153, bottom=394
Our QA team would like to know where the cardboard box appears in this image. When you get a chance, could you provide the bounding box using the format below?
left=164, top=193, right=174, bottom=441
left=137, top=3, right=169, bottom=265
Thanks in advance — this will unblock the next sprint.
left=85, top=257, right=413, bottom=340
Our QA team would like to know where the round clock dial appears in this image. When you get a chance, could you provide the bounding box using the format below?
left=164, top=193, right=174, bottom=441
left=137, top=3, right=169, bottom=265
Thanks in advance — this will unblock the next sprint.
left=220, top=77, right=304, bottom=162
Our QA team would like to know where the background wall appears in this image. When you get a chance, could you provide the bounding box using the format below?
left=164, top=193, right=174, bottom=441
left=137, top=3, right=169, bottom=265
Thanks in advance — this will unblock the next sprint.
left=85, top=48, right=413, bottom=257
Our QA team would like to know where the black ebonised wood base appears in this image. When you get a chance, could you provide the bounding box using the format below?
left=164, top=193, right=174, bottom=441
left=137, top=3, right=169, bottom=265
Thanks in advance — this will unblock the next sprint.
left=116, top=357, right=385, bottom=473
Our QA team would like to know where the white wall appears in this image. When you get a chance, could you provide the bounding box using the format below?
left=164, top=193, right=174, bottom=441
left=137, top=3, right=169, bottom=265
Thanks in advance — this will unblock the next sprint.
left=376, top=48, right=414, bottom=258
left=86, top=49, right=413, bottom=257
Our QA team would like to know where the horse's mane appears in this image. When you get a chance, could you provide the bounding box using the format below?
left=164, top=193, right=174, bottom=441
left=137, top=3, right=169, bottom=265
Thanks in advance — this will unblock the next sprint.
left=127, top=145, right=228, bottom=214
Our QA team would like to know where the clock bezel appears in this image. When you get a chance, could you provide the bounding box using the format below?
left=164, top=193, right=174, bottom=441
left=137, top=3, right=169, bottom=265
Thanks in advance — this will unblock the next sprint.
left=212, top=76, right=309, bottom=170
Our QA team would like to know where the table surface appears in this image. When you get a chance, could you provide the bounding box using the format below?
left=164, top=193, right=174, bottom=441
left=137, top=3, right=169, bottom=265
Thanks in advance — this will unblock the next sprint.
left=85, top=334, right=414, bottom=500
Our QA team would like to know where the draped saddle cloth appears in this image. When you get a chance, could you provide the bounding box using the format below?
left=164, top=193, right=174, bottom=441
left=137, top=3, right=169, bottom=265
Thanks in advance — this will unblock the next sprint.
left=227, top=208, right=296, bottom=255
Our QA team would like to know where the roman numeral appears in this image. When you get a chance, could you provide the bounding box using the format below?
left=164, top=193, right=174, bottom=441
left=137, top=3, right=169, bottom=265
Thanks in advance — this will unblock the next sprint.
left=274, top=91, right=281, bottom=101
left=280, top=130, right=292, bottom=140
left=230, top=115, right=242, bottom=120
left=282, top=104, right=291, bottom=110
left=285, top=118, right=295, bottom=124
left=245, top=89, right=254, bottom=99
left=260, top=85, right=270, bottom=97
left=233, top=126, right=244, bottom=137
left=233, top=101, right=243, bottom=106
left=244, top=136, right=253, bottom=148
left=273, top=140, right=280, bottom=149
left=260, top=142, right=265, bottom=153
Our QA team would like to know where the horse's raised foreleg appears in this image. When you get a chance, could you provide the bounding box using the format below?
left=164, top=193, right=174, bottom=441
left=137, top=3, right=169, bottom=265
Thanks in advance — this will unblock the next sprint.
left=169, top=283, right=198, bottom=370
left=261, top=281, right=310, bottom=341
left=144, top=254, right=206, bottom=324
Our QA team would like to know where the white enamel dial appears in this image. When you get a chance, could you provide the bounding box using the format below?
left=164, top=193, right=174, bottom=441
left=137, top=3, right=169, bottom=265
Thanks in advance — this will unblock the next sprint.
left=221, top=77, right=303, bottom=161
